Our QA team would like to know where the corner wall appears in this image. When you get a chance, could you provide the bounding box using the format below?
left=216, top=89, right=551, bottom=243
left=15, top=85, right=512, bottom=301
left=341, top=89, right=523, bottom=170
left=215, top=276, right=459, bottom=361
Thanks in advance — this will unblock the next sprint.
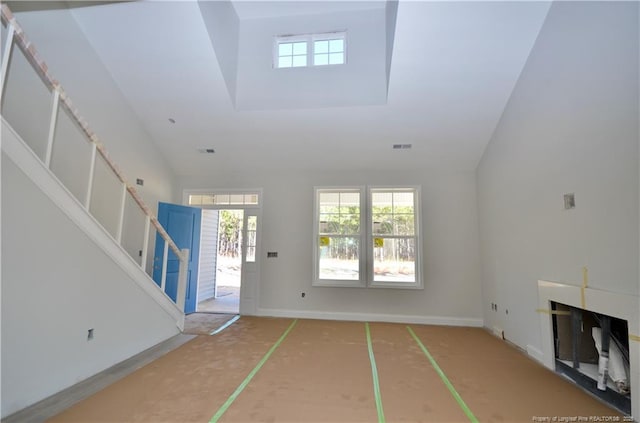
left=477, top=1, right=639, bottom=351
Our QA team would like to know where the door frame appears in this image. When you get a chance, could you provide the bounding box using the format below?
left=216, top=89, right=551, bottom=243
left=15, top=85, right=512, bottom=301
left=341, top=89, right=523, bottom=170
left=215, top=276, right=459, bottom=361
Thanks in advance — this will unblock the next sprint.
left=182, top=188, right=263, bottom=315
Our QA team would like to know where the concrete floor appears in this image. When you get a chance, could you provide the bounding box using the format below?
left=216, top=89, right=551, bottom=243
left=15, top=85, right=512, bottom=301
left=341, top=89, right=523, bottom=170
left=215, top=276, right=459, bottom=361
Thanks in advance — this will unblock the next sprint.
left=196, top=286, right=239, bottom=314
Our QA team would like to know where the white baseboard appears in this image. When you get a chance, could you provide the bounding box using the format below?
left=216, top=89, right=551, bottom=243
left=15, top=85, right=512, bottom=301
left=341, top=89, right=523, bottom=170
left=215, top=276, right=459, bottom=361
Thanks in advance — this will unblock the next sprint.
left=492, top=325, right=505, bottom=339
left=526, top=344, right=544, bottom=363
left=2, top=119, right=184, bottom=329
left=256, top=307, right=484, bottom=327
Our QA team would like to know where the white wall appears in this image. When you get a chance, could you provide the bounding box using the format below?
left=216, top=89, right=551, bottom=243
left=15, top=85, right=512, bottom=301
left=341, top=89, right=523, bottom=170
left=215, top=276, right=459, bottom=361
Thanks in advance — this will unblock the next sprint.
left=1, top=152, right=180, bottom=418
left=198, top=0, right=240, bottom=105
left=477, top=1, right=639, bottom=351
left=180, top=169, right=482, bottom=324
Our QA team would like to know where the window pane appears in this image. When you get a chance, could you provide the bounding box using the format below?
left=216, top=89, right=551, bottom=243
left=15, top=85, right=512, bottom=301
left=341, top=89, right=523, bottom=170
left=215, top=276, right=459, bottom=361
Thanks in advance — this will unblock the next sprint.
left=229, top=194, right=244, bottom=204
left=329, top=52, right=344, bottom=65
left=314, top=54, right=329, bottom=66
left=314, top=40, right=329, bottom=54
left=319, top=214, right=340, bottom=234
left=213, top=194, right=230, bottom=205
left=394, top=192, right=414, bottom=207
left=292, top=55, right=307, bottom=67
left=319, top=192, right=339, bottom=204
left=189, top=195, right=202, bottom=206
left=339, top=215, right=360, bottom=234
left=246, top=246, right=256, bottom=263
left=279, top=56, right=292, bottom=68
left=372, top=215, right=393, bottom=234
left=244, top=194, right=259, bottom=205
left=319, top=237, right=359, bottom=280
left=329, top=39, right=344, bottom=52
left=292, top=42, right=307, bottom=55
left=372, top=192, right=392, bottom=207
left=394, top=215, right=415, bottom=236
left=373, top=237, right=416, bottom=282
left=319, top=204, right=338, bottom=214
left=247, top=216, right=257, bottom=231
left=278, top=42, right=293, bottom=56
left=340, top=192, right=360, bottom=206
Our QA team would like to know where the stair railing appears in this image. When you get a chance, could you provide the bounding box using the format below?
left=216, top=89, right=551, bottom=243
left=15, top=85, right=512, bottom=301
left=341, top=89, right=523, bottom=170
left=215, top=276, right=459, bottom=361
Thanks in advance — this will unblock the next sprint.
left=0, top=4, right=189, bottom=313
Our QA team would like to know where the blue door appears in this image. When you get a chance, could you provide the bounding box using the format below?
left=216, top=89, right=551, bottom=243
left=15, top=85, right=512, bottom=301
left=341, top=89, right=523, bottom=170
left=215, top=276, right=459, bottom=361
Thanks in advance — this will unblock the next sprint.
left=153, top=202, right=201, bottom=314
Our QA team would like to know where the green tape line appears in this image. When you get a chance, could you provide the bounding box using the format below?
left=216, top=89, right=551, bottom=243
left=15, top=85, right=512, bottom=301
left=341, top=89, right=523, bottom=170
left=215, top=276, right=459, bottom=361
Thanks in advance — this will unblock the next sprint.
left=209, top=314, right=240, bottom=335
left=365, top=322, right=386, bottom=423
left=209, top=319, right=298, bottom=423
left=407, top=326, right=478, bottom=423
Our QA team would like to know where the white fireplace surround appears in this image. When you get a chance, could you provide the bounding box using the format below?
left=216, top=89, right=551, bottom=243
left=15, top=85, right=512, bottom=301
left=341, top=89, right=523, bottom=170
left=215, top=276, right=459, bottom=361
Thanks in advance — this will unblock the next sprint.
left=537, top=280, right=640, bottom=420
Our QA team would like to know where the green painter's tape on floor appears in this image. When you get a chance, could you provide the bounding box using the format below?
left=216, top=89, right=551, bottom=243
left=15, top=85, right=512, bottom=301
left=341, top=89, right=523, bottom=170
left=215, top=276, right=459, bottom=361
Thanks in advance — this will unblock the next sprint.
left=209, top=319, right=298, bottom=423
left=365, top=322, right=386, bottom=423
left=407, top=326, right=479, bottom=423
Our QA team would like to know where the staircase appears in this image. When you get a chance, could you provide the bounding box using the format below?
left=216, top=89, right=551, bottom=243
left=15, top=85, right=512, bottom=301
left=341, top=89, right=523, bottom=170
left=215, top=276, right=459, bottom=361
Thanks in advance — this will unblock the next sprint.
left=1, top=5, right=189, bottom=418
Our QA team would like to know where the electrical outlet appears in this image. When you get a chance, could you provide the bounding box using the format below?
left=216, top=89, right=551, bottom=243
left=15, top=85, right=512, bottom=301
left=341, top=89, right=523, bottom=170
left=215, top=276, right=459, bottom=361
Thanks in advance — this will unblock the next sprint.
left=564, top=193, right=575, bottom=210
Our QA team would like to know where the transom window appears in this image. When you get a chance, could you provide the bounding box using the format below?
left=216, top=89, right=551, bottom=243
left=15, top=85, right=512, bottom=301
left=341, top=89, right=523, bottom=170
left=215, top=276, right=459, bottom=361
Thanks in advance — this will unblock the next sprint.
left=188, top=193, right=259, bottom=207
left=274, top=32, right=346, bottom=69
left=313, top=186, right=422, bottom=289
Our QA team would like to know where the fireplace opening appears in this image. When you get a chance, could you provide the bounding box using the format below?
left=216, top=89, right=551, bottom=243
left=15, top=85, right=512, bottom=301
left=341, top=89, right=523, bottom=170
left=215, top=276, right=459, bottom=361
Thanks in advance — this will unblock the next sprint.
left=551, top=301, right=631, bottom=414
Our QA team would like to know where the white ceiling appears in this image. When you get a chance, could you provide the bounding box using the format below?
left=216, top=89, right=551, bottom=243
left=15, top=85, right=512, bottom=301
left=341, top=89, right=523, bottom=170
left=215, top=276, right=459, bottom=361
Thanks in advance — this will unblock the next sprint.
left=62, top=0, right=551, bottom=177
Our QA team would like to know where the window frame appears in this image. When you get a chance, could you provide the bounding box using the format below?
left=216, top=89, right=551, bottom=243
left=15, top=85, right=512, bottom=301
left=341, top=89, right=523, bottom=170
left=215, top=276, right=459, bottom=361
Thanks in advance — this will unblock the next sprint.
left=273, top=31, right=347, bottom=69
left=312, top=185, right=423, bottom=289
left=312, top=186, right=366, bottom=288
left=367, top=186, right=423, bottom=290
left=184, top=189, right=261, bottom=209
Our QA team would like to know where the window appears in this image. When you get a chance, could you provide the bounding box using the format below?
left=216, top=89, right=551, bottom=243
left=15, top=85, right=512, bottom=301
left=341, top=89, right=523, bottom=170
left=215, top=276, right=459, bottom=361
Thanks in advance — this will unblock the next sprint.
left=245, top=215, right=257, bottom=262
left=188, top=192, right=259, bottom=207
left=277, top=41, right=307, bottom=68
left=315, top=189, right=364, bottom=286
left=370, top=189, right=418, bottom=287
left=274, top=32, right=346, bottom=69
left=313, top=38, right=344, bottom=66
left=313, top=186, right=421, bottom=289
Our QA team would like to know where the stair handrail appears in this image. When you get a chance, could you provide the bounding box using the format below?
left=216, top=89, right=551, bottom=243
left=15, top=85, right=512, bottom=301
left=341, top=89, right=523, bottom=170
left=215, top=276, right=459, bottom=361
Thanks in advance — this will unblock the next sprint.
left=0, top=4, right=188, bottom=310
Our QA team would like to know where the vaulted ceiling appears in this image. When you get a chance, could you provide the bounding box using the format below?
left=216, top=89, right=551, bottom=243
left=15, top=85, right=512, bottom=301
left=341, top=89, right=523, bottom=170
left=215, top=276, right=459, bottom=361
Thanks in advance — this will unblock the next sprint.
left=11, top=1, right=552, bottom=176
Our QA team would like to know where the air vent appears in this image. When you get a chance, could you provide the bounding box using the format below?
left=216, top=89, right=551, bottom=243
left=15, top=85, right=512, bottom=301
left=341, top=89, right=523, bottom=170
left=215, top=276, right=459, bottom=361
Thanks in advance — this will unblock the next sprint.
left=392, top=144, right=412, bottom=150
left=198, top=148, right=216, bottom=154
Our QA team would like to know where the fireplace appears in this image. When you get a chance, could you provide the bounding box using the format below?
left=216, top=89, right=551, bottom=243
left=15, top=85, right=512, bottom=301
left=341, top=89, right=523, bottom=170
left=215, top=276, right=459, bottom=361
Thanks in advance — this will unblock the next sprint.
left=536, top=280, right=639, bottom=419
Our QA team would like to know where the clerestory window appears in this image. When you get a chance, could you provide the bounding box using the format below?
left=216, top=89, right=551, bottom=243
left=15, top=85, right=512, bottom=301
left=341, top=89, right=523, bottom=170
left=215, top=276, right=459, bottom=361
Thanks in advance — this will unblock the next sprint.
left=275, top=32, right=346, bottom=69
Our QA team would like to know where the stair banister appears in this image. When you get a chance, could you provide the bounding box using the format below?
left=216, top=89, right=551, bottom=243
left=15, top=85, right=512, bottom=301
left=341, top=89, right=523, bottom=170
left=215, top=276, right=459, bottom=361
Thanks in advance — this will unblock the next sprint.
left=0, top=4, right=188, bottom=313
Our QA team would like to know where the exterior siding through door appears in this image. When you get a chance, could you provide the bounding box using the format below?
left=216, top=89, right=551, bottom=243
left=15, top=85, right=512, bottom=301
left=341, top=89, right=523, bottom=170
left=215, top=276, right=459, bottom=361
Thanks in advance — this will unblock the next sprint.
left=198, top=209, right=219, bottom=302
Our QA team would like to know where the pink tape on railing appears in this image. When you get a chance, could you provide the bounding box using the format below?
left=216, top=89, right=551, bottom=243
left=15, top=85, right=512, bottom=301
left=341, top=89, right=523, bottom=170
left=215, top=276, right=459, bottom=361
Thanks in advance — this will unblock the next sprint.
left=1, top=4, right=182, bottom=259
